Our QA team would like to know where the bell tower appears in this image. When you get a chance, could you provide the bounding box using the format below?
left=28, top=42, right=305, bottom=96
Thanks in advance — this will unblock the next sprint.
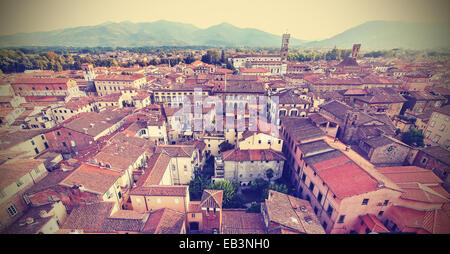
left=351, top=44, right=361, bottom=59
left=280, top=33, right=290, bottom=62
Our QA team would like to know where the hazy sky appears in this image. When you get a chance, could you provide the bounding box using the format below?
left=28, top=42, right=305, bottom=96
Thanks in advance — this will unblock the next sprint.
left=0, top=0, right=448, bottom=40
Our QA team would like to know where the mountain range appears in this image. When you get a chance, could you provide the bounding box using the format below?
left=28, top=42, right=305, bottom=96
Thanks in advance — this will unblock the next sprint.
left=0, top=20, right=448, bottom=50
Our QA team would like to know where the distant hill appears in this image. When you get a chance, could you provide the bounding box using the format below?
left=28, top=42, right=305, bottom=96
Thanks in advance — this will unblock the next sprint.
left=0, top=20, right=448, bottom=50
left=305, top=20, right=450, bottom=50
left=0, top=20, right=305, bottom=48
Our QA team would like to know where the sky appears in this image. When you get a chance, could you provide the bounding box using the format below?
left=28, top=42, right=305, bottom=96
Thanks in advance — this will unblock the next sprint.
left=0, top=0, right=449, bottom=40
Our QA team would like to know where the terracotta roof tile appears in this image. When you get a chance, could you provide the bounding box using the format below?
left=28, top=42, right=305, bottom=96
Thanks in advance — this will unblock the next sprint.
left=264, top=190, right=325, bottom=234
left=200, top=189, right=223, bottom=209
left=141, top=208, right=185, bottom=234
left=222, top=149, right=286, bottom=162
left=360, top=214, right=389, bottom=233
left=221, top=210, right=266, bottom=234
left=59, top=164, right=121, bottom=195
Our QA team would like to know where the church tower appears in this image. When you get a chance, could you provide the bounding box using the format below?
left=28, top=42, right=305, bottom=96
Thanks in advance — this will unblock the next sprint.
left=280, top=33, right=290, bottom=62
left=351, top=44, right=361, bottom=59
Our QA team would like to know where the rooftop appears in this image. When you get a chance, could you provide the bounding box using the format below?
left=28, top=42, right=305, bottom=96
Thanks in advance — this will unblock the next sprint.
left=264, top=190, right=325, bottom=234
left=221, top=210, right=266, bottom=234
left=281, top=117, right=326, bottom=143
left=222, top=149, right=286, bottom=162
left=59, top=164, right=122, bottom=195
left=141, top=208, right=185, bottom=234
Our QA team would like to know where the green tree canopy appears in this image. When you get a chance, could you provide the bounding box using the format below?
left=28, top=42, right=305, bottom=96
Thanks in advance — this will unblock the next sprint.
left=401, top=127, right=425, bottom=147
left=209, top=180, right=239, bottom=208
left=189, top=175, right=211, bottom=201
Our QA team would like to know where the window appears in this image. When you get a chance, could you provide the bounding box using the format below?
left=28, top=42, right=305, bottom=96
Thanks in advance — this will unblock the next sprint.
left=301, top=174, right=306, bottom=183
left=322, top=221, right=327, bottom=230
left=41, top=135, right=45, bottom=140
left=425, top=131, right=431, bottom=138
left=383, top=200, right=389, bottom=206
left=62, top=142, right=67, bottom=147
left=57, top=131, right=61, bottom=136
left=23, top=195, right=30, bottom=204
left=68, top=132, right=72, bottom=136
left=7, top=204, right=18, bottom=217
left=338, top=215, right=345, bottom=224
left=326, top=205, right=333, bottom=217
left=430, top=120, right=436, bottom=127
left=421, top=157, right=428, bottom=165
left=378, top=211, right=384, bottom=217
left=313, top=207, right=318, bottom=215
left=31, top=140, right=35, bottom=145
left=362, top=199, right=369, bottom=205
left=16, top=180, right=23, bottom=187
left=439, top=124, right=445, bottom=131
left=432, top=135, right=441, bottom=143
left=317, top=192, right=323, bottom=203
left=309, top=182, right=315, bottom=192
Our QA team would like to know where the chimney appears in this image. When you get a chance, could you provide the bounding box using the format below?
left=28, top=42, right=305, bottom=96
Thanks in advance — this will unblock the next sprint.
left=39, top=210, right=48, bottom=218
left=26, top=217, right=34, bottom=225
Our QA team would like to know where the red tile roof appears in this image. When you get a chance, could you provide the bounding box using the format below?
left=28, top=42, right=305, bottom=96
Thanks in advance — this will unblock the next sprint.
left=221, top=210, right=266, bottom=234
left=264, top=190, right=325, bottom=234
left=135, top=153, right=171, bottom=186
left=311, top=153, right=380, bottom=199
left=240, top=68, right=270, bottom=73
left=59, top=164, right=121, bottom=195
left=200, top=189, right=223, bottom=209
left=11, top=78, right=72, bottom=84
left=376, top=166, right=443, bottom=184
left=222, top=149, right=286, bottom=162
left=141, top=208, right=186, bottom=234
left=130, top=185, right=187, bottom=197
left=360, top=214, right=389, bottom=233
left=387, top=205, right=450, bottom=234
left=95, top=74, right=145, bottom=82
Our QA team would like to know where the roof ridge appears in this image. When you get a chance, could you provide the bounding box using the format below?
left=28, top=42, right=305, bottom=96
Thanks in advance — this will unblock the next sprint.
left=417, top=183, right=450, bottom=202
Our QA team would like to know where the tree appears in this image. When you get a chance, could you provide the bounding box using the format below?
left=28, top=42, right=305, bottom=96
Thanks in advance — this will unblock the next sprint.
left=201, top=49, right=221, bottom=65
left=184, top=54, right=196, bottom=64
left=263, top=183, right=289, bottom=200
left=246, top=201, right=261, bottom=213
left=250, top=178, right=269, bottom=193
left=265, top=168, right=274, bottom=183
left=210, top=180, right=239, bottom=208
left=401, top=127, right=425, bottom=147
left=189, top=175, right=211, bottom=201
